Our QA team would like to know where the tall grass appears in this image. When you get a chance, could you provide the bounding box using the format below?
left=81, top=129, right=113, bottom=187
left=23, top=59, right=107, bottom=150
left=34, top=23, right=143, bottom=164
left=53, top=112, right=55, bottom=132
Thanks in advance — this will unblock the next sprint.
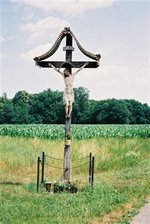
left=0, top=135, right=150, bottom=223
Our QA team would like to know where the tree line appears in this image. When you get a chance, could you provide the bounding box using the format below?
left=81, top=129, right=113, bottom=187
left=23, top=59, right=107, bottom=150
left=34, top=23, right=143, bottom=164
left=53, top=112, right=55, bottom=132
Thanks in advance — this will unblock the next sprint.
left=0, top=87, right=149, bottom=124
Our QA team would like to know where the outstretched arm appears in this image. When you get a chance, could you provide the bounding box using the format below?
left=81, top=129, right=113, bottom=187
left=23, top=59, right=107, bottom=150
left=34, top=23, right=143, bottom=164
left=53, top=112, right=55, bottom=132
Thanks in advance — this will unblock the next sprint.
left=73, top=62, right=89, bottom=76
left=48, top=63, right=64, bottom=76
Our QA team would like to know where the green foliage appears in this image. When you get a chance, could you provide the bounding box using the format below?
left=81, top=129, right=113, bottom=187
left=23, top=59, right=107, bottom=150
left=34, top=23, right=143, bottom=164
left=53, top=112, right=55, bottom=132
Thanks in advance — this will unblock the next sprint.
left=0, top=124, right=149, bottom=140
left=24, top=183, right=37, bottom=192
left=0, top=88, right=150, bottom=124
left=95, top=99, right=131, bottom=124
left=0, top=182, right=125, bottom=224
left=73, top=87, right=90, bottom=123
left=53, top=181, right=77, bottom=193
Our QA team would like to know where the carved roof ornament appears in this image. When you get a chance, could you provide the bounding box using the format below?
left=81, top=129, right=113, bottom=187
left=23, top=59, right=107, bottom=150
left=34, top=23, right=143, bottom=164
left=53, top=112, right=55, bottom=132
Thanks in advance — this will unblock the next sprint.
left=33, top=27, right=101, bottom=68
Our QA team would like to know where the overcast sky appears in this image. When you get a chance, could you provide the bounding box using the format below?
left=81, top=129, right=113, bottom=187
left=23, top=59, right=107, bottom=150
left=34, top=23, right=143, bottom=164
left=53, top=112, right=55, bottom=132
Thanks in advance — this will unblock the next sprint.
left=0, top=0, right=149, bottom=105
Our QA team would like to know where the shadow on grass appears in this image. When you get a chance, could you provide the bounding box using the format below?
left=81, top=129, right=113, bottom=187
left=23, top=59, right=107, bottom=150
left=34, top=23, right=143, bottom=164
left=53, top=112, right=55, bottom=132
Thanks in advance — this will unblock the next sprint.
left=0, top=181, right=23, bottom=186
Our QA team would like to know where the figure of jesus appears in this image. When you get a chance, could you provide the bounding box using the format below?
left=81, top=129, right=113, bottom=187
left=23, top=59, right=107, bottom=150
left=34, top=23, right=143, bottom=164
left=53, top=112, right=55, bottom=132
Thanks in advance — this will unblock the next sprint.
left=49, top=62, right=88, bottom=118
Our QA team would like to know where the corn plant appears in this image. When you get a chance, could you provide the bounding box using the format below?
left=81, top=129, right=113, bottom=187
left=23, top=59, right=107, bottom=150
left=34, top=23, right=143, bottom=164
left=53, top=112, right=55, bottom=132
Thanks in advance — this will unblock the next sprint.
left=0, top=124, right=149, bottom=140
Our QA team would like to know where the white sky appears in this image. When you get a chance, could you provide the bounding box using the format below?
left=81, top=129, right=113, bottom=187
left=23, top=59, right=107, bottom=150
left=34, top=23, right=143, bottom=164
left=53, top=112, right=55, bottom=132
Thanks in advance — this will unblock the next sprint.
left=0, top=0, right=150, bottom=105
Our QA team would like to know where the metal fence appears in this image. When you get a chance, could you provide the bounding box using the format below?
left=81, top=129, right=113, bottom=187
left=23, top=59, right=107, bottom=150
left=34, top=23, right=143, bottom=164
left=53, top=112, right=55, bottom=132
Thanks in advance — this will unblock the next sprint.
left=37, top=151, right=95, bottom=192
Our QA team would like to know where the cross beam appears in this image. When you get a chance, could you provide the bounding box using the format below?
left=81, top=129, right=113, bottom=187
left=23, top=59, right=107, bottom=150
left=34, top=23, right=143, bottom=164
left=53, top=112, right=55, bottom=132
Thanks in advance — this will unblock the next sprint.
left=36, top=61, right=99, bottom=68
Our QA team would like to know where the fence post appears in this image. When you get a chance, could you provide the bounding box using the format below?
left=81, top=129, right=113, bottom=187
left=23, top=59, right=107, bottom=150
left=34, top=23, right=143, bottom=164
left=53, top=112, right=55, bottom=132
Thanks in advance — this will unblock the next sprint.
left=91, top=156, right=95, bottom=188
left=41, top=152, right=45, bottom=184
left=89, top=152, right=92, bottom=186
left=37, top=156, right=41, bottom=192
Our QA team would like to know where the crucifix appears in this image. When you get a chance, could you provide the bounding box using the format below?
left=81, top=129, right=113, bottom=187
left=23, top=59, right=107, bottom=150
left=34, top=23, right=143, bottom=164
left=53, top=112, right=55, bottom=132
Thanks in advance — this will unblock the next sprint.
left=33, top=27, right=101, bottom=182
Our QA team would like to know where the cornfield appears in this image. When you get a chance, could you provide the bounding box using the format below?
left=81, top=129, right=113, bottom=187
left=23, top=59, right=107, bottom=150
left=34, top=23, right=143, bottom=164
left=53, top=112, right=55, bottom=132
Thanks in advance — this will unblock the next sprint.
left=0, top=124, right=149, bottom=140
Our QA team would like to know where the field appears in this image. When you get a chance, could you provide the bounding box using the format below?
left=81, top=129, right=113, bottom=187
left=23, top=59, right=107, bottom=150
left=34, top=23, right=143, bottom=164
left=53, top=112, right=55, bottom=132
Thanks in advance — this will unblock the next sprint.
left=0, top=124, right=150, bottom=224
left=0, top=124, right=150, bottom=139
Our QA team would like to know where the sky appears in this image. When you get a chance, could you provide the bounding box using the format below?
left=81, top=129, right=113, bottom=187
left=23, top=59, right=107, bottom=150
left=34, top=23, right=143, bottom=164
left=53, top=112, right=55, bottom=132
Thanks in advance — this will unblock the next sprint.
left=0, top=0, right=150, bottom=105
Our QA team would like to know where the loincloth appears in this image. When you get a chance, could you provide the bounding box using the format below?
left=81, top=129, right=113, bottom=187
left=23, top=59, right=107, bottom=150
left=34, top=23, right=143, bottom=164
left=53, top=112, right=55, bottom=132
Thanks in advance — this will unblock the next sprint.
left=63, top=92, right=74, bottom=105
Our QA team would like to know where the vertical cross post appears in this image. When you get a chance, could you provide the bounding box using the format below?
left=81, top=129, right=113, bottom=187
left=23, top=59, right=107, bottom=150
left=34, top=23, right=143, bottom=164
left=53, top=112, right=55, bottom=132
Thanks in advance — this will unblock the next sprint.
left=64, top=31, right=73, bottom=182
left=33, top=27, right=101, bottom=184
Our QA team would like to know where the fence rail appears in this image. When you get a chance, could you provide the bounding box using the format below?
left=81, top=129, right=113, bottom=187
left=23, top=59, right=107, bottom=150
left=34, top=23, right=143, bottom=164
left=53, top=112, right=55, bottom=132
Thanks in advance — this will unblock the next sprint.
left=36, top=151, right=95, bottom=192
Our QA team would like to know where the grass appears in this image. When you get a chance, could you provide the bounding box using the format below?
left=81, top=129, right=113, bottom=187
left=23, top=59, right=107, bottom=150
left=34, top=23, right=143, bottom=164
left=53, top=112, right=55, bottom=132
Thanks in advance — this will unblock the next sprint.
left=0, top=135, right=150, bottom=224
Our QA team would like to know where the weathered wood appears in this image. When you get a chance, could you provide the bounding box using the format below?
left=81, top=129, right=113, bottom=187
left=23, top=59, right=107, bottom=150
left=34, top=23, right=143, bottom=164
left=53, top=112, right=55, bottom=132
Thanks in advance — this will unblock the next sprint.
left=65, top=117, right=71, bottom=138
left=64, top=117, right=71, bottom=181
left=64, top=145, right=71, bottom=181
left=36, top=61, right=99, bottom=68
left=66, top=33, right=72, bottom=63
left=63, top=34, right=72, bottom=182
left=33, top=27, right=101, bottom=62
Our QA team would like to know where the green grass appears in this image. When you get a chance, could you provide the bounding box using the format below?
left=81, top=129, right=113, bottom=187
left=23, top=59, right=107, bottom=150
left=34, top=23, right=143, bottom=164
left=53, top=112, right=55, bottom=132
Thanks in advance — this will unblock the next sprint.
left=0, top=133, right=150, bottom=223
left=0, top=183, right=127, bottom=224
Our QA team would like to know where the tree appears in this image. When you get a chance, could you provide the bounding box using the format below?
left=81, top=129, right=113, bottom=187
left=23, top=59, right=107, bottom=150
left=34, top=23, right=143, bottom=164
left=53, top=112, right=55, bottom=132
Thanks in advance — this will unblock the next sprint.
left=0, top=98, right=4, bottom=123
left=12, top=91, right=32, bottom=124
left=12, top=90, right=31, bottom=105
left=0, top=93, right=15, bottom=124
left=94, top=99, right=130, bottom=124
left=0, top=88, right=150, bottom=124
left=29, top=89, right=64, bottom=124
left=72, top=87, right=90, bottom=123
left=143, top=103, right=150, bottom=124
left=125, top=100, right=147, bottom=124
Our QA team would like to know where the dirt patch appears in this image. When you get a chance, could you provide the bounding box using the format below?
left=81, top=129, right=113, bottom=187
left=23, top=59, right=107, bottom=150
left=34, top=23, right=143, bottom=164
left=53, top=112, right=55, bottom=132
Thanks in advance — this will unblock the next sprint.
left=92, top=196, right=150, bottom=224
left=0, top=162, right=7, bottom=169
left=92, top=203, right=133, bottom=224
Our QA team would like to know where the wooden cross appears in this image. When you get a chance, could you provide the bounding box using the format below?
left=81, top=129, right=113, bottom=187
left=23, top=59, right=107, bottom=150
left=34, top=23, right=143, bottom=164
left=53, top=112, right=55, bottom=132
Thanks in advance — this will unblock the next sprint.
left=33, top=27, right=101, bottom=182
